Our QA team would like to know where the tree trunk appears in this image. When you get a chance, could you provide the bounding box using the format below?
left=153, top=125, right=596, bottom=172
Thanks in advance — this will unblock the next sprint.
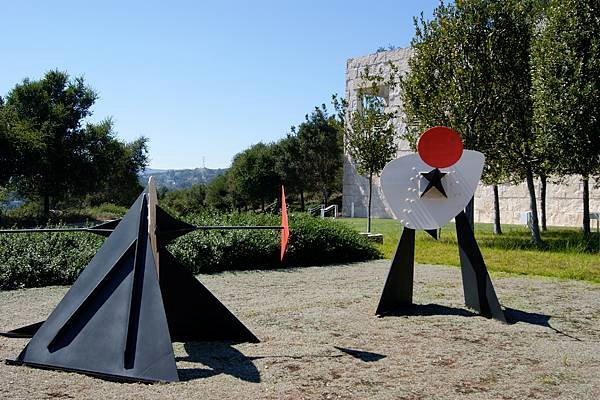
left=43, top=194, right=50, bottom=219
left=525, top=169, right=542, bottom=245
left=465, top=197, right=475, bottom=231
left=367, top=173, right=373, bottom=233
left=300, top=190, right=305, bottom=212
left=323, top=188, right=328, bottom=208
left=583, top=176, right=590, bottom=239
left=493, top=184, right=502, bottom=235
left=540, top=174, right=547, bottom=232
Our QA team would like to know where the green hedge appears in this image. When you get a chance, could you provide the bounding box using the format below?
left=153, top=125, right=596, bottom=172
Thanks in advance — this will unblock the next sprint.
left=0, top=213, right=381, bottom=290
left=169, top=213, right=382, bottom=273
left=0, top=231, right=103, bottom=290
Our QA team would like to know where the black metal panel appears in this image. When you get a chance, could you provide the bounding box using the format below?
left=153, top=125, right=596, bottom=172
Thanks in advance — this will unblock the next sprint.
left=375, top=227, right=416, bottom=315
left=155, top=206, right=198, bottom=244
left=159, top=250, right=259, bottom=343
left=455, top=211, right=506, bottom=323
left=90, top=219, right=121, bottom=236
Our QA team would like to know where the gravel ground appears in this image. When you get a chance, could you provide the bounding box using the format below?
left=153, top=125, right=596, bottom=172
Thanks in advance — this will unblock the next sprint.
left=1, top=261, right=599, bottom=400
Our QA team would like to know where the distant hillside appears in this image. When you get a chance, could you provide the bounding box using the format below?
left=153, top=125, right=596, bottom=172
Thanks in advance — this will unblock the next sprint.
left=139, top=167, right=227, bottom=190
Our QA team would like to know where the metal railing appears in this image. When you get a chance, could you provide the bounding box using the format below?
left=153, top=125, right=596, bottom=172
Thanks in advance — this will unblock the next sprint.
left=308, top=204, right=338, bottom=219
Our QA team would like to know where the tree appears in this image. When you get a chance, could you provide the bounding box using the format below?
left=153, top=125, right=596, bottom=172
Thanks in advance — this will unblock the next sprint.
left=334, top=67, right=398, bottom=233
left=3, top=71, right=148, bottom=213
left=400, top=0, right=544, bottom=244
left=4, top=70, right=97, bottom=215
left=0, top=96, right=44, bottom=188
left=205, top=174, right=234, bottom=211
left=273, top=134, right=307, bottom=211
left=295, top=105, right=343, bottom=208
left=161, top=184, right=207, bottom=215
left=228, top=142, right=280, bottom=211
left=79, top=119, right=148, bottom=206
left=532, top=0, right=600, bottom=238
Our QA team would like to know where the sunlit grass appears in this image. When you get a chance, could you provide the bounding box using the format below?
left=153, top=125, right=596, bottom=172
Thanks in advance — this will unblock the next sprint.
left=338, top=218, right=600, bottom=283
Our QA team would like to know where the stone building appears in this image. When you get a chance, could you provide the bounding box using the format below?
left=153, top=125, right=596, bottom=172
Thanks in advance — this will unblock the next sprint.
left=342, top=48, right=600, bottom=227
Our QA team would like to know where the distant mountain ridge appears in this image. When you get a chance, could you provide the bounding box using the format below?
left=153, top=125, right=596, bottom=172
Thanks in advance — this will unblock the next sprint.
left=139, top=167, right=227, bottom=190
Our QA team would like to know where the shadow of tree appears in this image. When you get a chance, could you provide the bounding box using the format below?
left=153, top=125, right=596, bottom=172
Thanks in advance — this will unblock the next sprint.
left=176, top=341, right=261, bottom=383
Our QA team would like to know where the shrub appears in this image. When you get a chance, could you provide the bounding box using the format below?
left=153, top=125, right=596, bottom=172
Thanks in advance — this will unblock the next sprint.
left=0, top=202, right=126, bottom=228
left=0, top=230, right=103, bottom=290
left=80, top=203, right=127, bottom=221
left=169, top=212, right=382, bottom=273
left=0, top=212, right=381, bottom=289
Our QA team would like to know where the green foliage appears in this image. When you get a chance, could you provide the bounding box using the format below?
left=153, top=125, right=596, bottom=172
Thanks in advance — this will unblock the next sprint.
left=210, top=104, right=344, bottom=213
left=80, top=120, right=149, bottom=206
left=168, top=212, right=381, bottom=273
left=401, top=0, right=538, bottom=182
left=294, top=105, right=344, bottom=206
left=79, top=203, right=127, bottom=221
left=0, top=96, right=44, bottom=186
left=1, top=71, right=148, bottom=215
left=284, top=214, right=381, bottom=266
left=0, top=201, right=126, bottom=228
left=0, top=213, right=381, bottom=289
left=0, top=200, right=45, bottom=227
left=205, top=174, right=233, bottom=211
left=0, top=230, right=103, bottom=290
left=531, top=0, right=600, bottom=236
left=274, top=134, right=306, bottom=209
left=337, top=68, right=398, bottom=179
left=161, top=184, right=207, bottom=215
left=400, top=0, right=544, bottom=244
left=227, top=142, right=280, bottom=210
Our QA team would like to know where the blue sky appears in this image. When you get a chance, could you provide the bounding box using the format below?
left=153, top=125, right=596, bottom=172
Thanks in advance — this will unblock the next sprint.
left=1, top=0, right=441, bottom=169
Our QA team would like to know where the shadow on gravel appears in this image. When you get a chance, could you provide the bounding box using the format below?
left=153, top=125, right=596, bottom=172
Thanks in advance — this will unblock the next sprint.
left=377, top=304, right=582, bottom=341
left=377, top=303, right=478, bottom=318
left=504, top=307, right=582, bottom=341
left=333, top=346, right=386, bottom=362
left=176, top=342, right=387, bottom=382
left=177, top=342, right=261, bottom=382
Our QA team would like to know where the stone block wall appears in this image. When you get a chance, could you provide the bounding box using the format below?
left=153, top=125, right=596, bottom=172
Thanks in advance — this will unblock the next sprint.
left=343, top=48, right=413, bottom=218
left=476, top=177, right=600, bottom=227
left=343, top=48, right=600, bottom=227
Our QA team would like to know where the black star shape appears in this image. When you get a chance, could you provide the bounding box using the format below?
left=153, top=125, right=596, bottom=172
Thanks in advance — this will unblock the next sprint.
left=420, top=168, right=447, bottom=198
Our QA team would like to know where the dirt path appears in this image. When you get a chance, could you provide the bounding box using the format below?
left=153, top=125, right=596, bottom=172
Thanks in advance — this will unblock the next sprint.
left=1, top=261, right=599, bottom=399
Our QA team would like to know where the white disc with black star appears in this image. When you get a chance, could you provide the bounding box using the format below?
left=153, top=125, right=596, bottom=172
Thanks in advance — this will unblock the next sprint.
left=380, top=150, right=484, bottom=230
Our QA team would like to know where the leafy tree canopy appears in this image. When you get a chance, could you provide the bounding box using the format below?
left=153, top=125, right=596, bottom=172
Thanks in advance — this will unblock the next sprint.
left=2, top=70, right=148, bottom=213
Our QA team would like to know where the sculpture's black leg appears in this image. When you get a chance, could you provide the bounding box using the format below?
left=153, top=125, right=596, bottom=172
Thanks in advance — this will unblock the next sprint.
left=455, top=211, right=506, bottom=322
left=375, top=227, right=415, bottom=316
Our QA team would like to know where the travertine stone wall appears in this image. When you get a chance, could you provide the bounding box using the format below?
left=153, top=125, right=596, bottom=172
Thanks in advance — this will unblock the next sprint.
left=343, top=48, right=413, bottom=219
left=476, top=176, right=600, bottom=226
left=343, top=48, right=600, bottom=227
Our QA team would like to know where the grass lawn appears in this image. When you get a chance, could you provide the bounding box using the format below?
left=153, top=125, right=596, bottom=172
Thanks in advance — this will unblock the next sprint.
left=338, top=218, right=600, bottom=283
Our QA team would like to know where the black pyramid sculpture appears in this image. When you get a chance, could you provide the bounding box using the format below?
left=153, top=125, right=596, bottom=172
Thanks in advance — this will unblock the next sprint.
left=5, top=179, right=259, bottom=383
